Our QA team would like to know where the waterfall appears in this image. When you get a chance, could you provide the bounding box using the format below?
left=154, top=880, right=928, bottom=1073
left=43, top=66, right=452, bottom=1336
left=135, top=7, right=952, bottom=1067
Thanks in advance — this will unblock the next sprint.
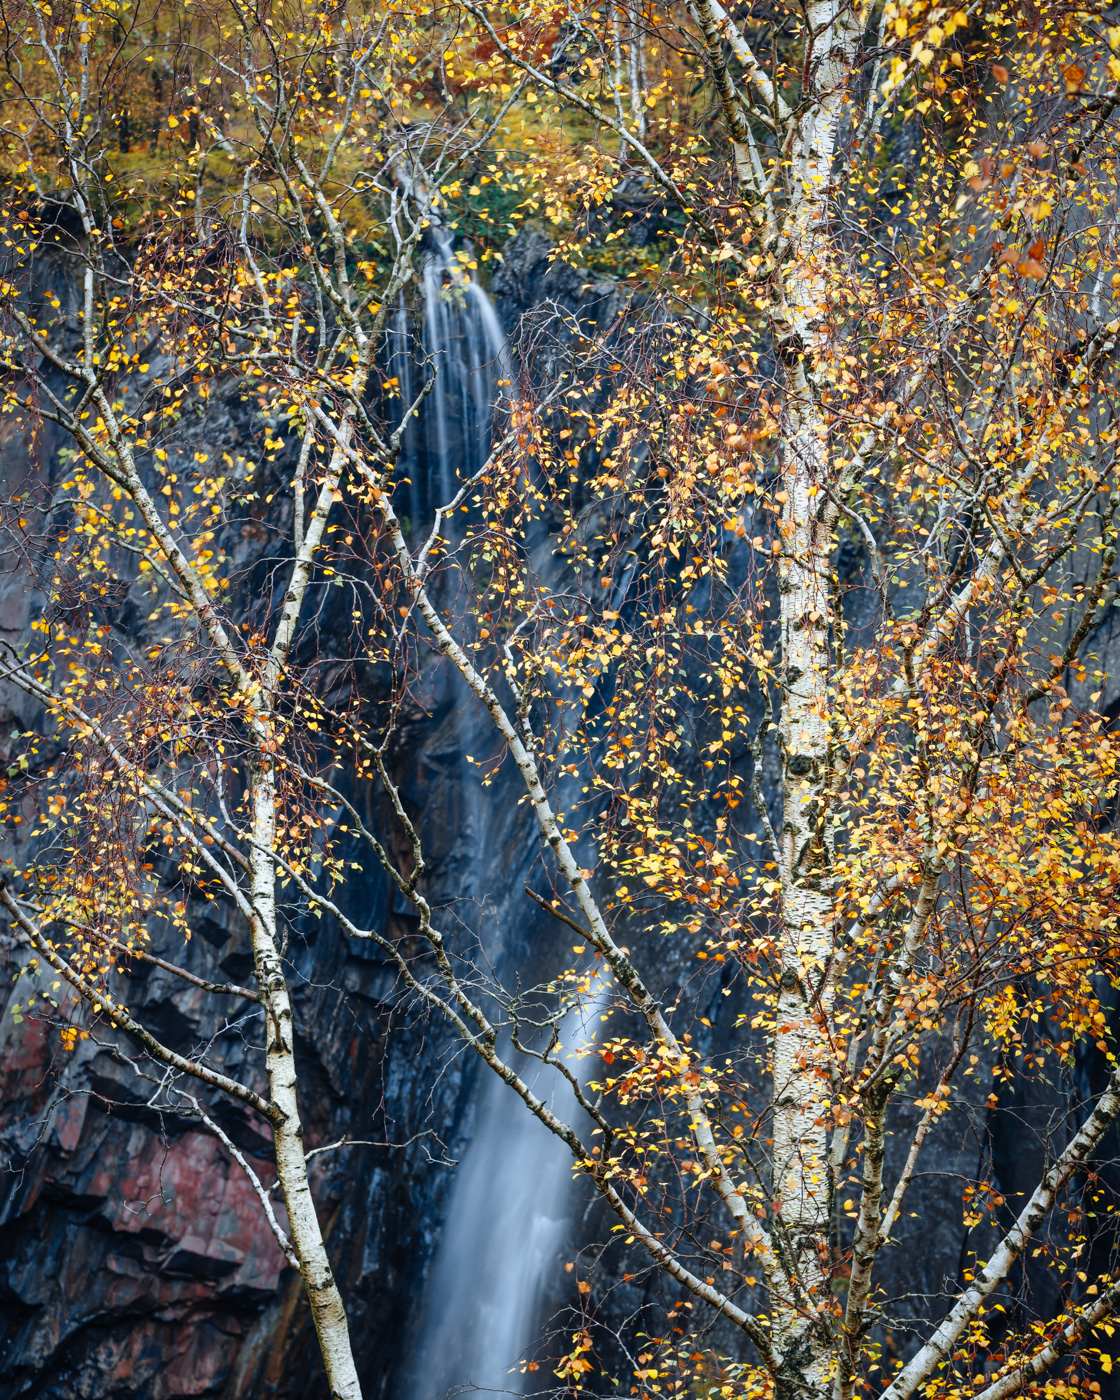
left=388, top=291, right=420, bottom=522
left=395, top=231, right=596, bottom=1400
left=388, top=227, right=511, bottom=514
left=404, top=999, right=602, bottom=1400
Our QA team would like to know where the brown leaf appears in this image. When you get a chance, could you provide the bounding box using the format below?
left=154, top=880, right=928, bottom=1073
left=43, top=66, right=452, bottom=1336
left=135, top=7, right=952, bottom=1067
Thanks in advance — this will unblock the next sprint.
left=998, top=245, right=1021, bottom=266
left=992, top=63, right=1010, bottom=83
left=1019, top=258, right=1047, bottom=278
left=1027, top=237, right=1046, bottom=260
left=1064, top=63, right=1086, bottom=95
left=1027, top=139, right=1048, bottom=158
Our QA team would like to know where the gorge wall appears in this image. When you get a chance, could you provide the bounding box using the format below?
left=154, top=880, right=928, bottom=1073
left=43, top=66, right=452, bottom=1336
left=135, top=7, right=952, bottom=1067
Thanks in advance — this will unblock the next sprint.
left=1, top=227, right=1118, bottom=1400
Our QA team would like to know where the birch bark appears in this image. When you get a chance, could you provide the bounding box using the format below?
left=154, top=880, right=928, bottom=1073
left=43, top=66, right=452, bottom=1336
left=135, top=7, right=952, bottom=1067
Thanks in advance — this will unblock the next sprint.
left=767, top=5, right=865, bottom=1391
left=248, top=754, right=363, bottom=1400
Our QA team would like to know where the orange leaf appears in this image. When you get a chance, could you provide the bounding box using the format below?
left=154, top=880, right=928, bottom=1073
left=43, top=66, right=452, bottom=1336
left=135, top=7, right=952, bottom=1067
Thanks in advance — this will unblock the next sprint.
left=1019, top=258, right=1046, bottom=278
left=1064, top=64, right=1085, bottom=95
left=1027, top=139, right=1048, bottom=158
left=992, top=63, right=1010, bottom=83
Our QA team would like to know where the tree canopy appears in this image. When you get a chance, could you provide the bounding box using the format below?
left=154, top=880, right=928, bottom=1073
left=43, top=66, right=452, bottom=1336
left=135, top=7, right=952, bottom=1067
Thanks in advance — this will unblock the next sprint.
left=5, top=2, right=1120, bottom=1399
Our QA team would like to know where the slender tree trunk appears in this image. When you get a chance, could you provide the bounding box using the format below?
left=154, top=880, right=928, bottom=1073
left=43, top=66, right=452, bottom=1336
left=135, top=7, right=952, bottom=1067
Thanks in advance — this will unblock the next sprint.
left=629, top=16, right=647, bottom=142
left=770, top=360, right=838, bottom=1396
left=249, top=760, right=363, bottom=1400
left=769, top=5, right=863, bottom=1392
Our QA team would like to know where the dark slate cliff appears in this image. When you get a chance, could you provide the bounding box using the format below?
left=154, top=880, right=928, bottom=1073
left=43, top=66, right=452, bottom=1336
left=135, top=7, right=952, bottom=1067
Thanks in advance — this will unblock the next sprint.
left=2, top=229, right=1119, bottom=1400
left=0, top=229, right=619, bottom=1400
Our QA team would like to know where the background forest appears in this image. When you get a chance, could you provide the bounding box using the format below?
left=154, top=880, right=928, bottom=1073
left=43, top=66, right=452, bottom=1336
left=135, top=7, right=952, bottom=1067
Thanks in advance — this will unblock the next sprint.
left=4, top=2, right=1120, bottom=1400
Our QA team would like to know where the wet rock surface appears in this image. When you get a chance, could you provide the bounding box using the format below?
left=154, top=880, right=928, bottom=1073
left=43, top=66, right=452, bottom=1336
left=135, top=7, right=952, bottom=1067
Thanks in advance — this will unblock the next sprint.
left=1, top=229, right=1118, bottom=1400
left=0, top=230, right=597, bottom=1400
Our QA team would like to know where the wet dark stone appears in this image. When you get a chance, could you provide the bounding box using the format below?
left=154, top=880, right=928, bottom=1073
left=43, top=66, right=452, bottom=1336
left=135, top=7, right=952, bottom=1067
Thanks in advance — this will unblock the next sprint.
left=1, top=231, right=1118, bottom=1400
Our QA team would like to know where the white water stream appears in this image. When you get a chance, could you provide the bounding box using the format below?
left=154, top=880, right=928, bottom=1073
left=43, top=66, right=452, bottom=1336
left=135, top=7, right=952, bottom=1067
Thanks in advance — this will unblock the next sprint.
left=389, top=227, right=511, bottom=521
left=406, top=1000, right=601, bottom=1400
left=394, top=230, right=594, bottom=1400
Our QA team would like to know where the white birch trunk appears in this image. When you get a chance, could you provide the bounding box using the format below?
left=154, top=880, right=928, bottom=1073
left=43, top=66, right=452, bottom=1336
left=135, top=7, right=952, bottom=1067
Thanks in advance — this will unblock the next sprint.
left=249, top=759, right=364, bottom=1400
left=769, top=5, right=864, bottom=1391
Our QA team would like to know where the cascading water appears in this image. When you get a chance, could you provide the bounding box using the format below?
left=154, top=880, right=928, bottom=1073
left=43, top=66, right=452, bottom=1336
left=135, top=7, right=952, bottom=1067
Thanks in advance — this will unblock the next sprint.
left=393, top=230, right=597, bottom=1400
left=387, top=224, right=511, bottom=868
left=388, top=227, right=512, bottom=523
left=405, top=999, right=603, bottom=1400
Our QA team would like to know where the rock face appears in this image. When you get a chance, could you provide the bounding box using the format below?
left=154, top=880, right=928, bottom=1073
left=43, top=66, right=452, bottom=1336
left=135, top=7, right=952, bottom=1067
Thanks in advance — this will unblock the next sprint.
left=1, top=229, right=1119, bottom=1400
left=490, top=227, right=620, bottom=338
left=0, top=229, right=609, bottom=1400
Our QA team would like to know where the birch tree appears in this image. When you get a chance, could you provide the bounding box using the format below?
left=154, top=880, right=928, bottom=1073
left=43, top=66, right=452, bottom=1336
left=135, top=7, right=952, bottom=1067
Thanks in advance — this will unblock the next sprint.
left=0, top=2, right=516, bottom=1394
left=5, top=0, right=1120, bottom=1399
left=370, top=1, right=1120, bottom=1397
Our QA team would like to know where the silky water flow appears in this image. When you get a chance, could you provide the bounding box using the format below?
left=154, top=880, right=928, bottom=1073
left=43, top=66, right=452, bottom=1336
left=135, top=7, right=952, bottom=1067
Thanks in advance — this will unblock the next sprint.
left=406, top=998, right=603, bottom=1400
left=388, top=226, right=511, bottom=519
left=393, top=232, right=596, bottom=1400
